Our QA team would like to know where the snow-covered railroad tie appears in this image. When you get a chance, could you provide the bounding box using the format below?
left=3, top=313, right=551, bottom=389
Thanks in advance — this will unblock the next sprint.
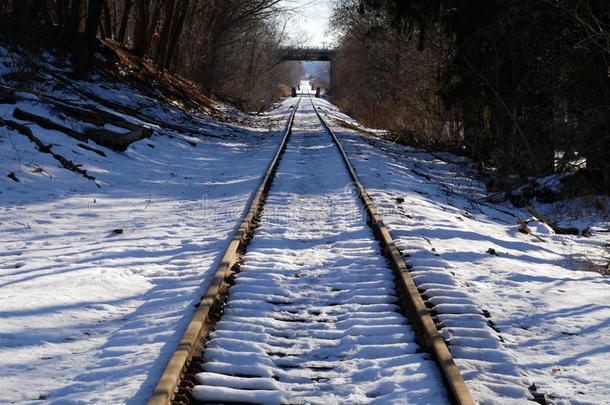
left=149, top=93, right=473, bottom=405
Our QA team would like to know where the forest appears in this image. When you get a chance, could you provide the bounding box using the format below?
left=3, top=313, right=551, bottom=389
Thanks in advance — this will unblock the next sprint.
left=0, top=0, right=300, bottom=110
left=1, top=0, right=609, bottom=194
left=331, top=0, right=610, bottom=194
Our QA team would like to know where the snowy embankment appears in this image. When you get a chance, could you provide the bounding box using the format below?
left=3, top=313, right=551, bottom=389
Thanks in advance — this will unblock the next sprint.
left=0, top=50, right=294, bottom=403
left=315, top=98, right=610, bottom=405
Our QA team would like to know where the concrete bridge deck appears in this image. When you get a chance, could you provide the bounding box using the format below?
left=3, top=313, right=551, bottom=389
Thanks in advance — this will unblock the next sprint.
left=279, top=46, right=336, bottom=61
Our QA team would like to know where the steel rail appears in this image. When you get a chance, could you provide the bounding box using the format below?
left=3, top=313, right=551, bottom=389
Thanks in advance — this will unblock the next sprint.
left=147, top=97, right=302, bottom=405
left=308, top=95, right=475, bottom=405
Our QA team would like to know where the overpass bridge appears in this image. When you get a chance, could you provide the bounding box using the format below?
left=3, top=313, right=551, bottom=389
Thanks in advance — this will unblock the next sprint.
left=279, top=46, right=337, bottom=90
left=279, top=46, right=337, bottom=62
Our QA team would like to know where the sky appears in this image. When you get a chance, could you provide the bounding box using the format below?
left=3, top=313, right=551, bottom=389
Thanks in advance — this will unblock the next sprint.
left=280, top=0, right=336, bottom=46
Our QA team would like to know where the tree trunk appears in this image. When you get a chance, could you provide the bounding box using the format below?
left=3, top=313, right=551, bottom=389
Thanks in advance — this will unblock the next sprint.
left=146, top=1, right=162, bottom=58
left=65, top=0, right=82, bottom=35
left=154, top=0, right=176, bottom=68
left=55, top=0, right=70, bottom=27
left=74, top=0, right=104, bottom=77
left=12, top=0, right=30, bottom=31
left=85, top=0, right=103, bottom=44
left=162, top=0, right=190, bottom=69
left=132, top=0, right=150, bottom=56
left=117, top=0, right=133, bottom=44
left=102, top=0, right=113, bottom=39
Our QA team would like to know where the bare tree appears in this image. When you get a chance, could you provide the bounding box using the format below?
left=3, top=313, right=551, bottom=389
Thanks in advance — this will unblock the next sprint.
left=116, top=0, right=133, bottom=43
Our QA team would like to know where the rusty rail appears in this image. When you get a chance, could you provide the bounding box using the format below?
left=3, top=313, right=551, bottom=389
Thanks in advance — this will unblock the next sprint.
left=308, top=96, right=475, bottom=405
left=147, top=98, right=301, bottom=405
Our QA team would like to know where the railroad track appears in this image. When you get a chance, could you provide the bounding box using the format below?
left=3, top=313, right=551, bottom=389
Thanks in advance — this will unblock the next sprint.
left=148, top=94, right=474, bottom=405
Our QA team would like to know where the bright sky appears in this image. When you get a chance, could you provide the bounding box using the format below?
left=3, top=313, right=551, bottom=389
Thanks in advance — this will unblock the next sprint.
left=281, top=0, right=336, bottom=46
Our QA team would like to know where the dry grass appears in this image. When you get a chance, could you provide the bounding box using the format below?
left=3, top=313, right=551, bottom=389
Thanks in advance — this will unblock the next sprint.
left=100, top=40, right=219, bottom=115
left=570, top=243, right=610, bottom=276
left=331, top=118, right=378, bottom=136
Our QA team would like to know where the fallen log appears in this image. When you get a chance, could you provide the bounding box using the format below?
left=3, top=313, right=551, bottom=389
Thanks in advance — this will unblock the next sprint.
left=13, top=106, right=152, bottom=152
left=13, top=108, right=88, bottom=141
left=527, top=207, right=579, bottom=235
left=4, top=86, right=217, bottom=141
left=51, top=103, right=141, bottom=130
left=84, top=126, right=152, bottom=151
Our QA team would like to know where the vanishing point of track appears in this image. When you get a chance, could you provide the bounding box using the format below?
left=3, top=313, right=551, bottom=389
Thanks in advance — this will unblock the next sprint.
left=148, top=94, right=474, bottom=405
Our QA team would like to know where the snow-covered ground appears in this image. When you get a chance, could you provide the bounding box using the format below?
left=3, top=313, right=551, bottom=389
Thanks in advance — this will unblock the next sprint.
left=193, top=96, right=448, bottom=404
left=1, top=53, right=608, bottom=405
left=0, top=52, right=297, bottom=402
left=314, top=97, right=610, bottom=405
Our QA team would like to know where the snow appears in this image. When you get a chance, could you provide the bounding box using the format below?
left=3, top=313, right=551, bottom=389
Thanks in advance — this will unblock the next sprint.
left=313, top=96, right=610, bottom=405
left=1, top=46, right=608, bottom=405
left=193, top=94, right=449, bottom=404
left=0, top=50, right=295, bottom=403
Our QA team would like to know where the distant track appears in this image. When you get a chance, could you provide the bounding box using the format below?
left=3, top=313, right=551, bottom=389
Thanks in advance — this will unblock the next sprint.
left=147, top=94, right=473, bottom=405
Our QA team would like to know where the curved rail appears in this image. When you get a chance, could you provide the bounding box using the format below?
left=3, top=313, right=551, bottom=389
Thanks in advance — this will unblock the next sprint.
left=308, top=95, right=475, bottom=405
left=148, top=97, right=302, bottom=405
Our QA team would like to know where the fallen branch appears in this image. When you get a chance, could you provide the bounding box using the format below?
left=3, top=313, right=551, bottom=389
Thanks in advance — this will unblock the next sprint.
left=516, top=215, right=546, bottom=242
left=516, top=215, right=532, bottom=234
left=7, top=172, right=19, bottom=182
left=1, top=119, right=98, bottom=184
left=77, top=143, right=107, bottom=157
left=527, top=206, right=579, bottom=235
